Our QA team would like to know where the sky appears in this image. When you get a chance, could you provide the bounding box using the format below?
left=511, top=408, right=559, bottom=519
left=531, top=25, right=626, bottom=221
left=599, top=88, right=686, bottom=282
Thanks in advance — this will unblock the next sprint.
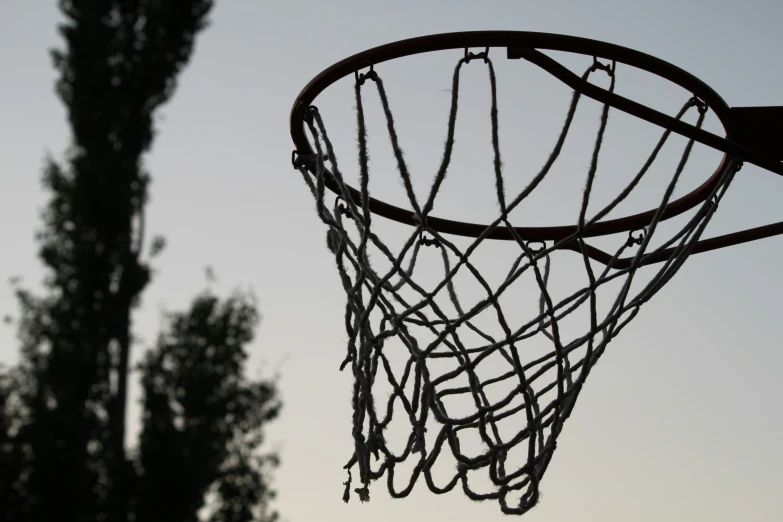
left=1, top=1, right=782, bottom=521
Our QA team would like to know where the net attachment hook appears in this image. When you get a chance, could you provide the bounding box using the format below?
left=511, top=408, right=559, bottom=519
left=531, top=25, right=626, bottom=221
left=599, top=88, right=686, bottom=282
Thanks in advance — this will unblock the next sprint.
left=690, top=96, right=708, bottom=114
left=526, top=240, right=547, bottom=255
left=291, top=149, right=311, bottom=169
left=414, top=215, right=440, bottom=247
left=419, top=236, right=440, bottom=247
left=464, top=47, right=490, bottom=63
left=591, top=56, right=616, bottom=76
left=626, top=229, right=646, bottom=248
left=291, top=149, right=328, bottom=170
left=355, top=62, right=377, bottom=85
left=335, top=195, right=354, bottom=220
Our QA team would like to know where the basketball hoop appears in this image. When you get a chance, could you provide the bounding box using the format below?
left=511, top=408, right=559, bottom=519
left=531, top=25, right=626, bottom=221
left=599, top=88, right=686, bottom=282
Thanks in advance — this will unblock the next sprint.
left=289, top=32, right=783, bottom=515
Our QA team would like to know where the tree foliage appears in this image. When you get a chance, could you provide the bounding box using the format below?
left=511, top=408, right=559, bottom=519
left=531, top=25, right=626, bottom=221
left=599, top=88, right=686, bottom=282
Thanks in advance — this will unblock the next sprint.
left=136, top=292, right=280, bottom=522
left=0, top=2, right=280, bottom=521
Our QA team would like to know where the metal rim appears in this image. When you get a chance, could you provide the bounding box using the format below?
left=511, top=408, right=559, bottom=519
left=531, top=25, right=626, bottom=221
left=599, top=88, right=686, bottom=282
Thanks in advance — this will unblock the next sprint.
left=290, top=30, right=735, bottom=241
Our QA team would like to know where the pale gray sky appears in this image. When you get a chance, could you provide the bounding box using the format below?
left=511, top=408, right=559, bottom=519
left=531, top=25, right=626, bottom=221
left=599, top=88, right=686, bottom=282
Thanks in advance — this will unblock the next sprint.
left=1, top=1, right=782, bottom=521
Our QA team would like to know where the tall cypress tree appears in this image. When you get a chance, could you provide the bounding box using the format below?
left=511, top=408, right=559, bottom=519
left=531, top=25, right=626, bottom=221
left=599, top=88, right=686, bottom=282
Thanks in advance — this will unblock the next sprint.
left=0, top=3, right=280, bottom=521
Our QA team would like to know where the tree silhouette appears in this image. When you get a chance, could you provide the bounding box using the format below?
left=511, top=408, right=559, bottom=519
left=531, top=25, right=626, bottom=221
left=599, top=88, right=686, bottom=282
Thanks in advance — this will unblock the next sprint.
left=0, top=3, right=280, bottom=521
left=136, top=292, right=280, bottom=522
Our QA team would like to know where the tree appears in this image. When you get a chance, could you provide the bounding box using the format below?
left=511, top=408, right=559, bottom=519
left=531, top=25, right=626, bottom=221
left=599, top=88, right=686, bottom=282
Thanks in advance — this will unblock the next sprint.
left=136, top=292, right=280, bottom=522
left=0, top=2, right=280, bottom=521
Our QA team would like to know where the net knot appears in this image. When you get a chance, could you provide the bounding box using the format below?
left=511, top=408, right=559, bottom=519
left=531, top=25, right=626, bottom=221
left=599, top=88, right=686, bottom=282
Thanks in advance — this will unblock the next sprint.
left=326, top=228, right=343, bottom=254
left=411, top=425, right=427, bottom=453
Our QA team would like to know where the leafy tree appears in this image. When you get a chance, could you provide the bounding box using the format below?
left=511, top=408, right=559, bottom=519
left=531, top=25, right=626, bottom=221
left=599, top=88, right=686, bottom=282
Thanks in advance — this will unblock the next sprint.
left=0, top=2, right=280, bottom=521
left=136, top=292, right=280, bottom=522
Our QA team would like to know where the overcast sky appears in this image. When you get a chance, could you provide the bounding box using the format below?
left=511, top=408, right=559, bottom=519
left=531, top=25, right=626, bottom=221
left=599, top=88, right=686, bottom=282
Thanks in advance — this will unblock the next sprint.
left=1, top=1, right=782, bottom=521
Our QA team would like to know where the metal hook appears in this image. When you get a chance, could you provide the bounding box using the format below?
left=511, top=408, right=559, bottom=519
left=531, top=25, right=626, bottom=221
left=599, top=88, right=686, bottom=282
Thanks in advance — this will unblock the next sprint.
left=626, top=229, right=645, bottom=248
left=691, top=96, right=708, bottom=114
left=335, top=195, right=353, bottom=220
left=464, top=47, right=490, bottom=63
left=355, top=62, right=377, bottom=85
left=591, top=57, right=615, bottom=76
left=526, top=241, right=547, bottom=254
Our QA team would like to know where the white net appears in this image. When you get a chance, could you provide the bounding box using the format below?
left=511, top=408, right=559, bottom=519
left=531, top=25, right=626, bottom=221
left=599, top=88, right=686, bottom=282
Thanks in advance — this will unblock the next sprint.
left=294, top=49, right=739, bottom=515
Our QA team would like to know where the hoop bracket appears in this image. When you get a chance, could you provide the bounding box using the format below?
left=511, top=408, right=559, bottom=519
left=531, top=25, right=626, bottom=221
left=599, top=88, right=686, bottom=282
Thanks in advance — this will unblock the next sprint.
left=507, top=45, right=783, bottom=176
left=728, top=106, right=783, bottom=161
